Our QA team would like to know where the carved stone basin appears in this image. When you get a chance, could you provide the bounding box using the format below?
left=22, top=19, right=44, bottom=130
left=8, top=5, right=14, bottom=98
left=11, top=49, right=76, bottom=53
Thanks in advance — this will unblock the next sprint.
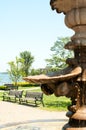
left=23, top=67, right=82, bottom=84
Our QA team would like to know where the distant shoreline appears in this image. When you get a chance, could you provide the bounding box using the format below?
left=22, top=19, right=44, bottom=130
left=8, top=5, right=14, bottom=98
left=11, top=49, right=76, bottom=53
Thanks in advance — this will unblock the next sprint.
left=0, top=72, right=11, bottom=85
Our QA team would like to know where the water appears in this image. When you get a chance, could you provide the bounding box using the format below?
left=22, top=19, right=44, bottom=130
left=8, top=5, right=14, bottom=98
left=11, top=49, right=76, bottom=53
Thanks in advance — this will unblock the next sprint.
left=0, top=72, right=12, bottom=85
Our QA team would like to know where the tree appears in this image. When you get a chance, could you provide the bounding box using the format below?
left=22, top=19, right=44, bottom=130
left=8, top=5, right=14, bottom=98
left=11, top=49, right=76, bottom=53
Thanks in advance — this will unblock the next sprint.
left=7, top=57, right=21, bottom=86
left=19, top=51, right=34, bottom=77
left=29, top=68, right=47, bottom=75
left=45, top=37, right=74, bottom=70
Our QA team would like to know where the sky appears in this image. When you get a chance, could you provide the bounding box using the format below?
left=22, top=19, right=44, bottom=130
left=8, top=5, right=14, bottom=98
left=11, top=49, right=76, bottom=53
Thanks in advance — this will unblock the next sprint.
left=0, top=0, right=74, bottom=72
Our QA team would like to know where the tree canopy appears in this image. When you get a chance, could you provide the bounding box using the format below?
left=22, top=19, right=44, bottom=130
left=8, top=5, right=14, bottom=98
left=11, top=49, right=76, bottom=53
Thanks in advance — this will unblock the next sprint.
left=19, top=51, right=34, bottom=77
left=45, top=37, right=74, bottom=70
left=7, top=51, right=34, bottom=85
left=7, top=57, right=21, bottom=86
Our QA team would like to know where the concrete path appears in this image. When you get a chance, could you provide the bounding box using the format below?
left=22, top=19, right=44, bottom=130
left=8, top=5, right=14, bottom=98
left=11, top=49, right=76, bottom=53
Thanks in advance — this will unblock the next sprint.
left=0, top=101, right=68, bottom=129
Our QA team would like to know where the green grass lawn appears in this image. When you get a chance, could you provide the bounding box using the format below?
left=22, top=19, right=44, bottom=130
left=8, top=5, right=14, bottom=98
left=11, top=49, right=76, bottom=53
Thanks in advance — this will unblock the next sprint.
left=27, top=87, right=71, bottom=111
left=0, top=86, right=71, bottom=111
left=42, top=94, right=71, bottom=111
left=0, top=91, right=4, bottom=100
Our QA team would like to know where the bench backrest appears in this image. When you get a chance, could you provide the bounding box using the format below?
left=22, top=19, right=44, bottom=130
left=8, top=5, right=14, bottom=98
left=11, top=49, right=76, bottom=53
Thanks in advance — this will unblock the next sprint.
left=9, top=90, right=16, bottom=95
left=15, top=90, right=23, bottom=98
left=25, top=91, right=43, bottom=99
left=4, top=84, right=18, bottom=90
left=9, top=90, right=23, bottom=98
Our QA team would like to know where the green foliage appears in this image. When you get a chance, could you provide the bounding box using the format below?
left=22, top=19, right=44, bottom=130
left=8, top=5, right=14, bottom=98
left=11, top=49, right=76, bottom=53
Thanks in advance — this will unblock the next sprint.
left=0, top=85, right=7, bottom=90
left=7, top=57, right=22, bottom=86
left=7, top=50, right=34, bottom=86
left=29, top=68, right=41, bottom=75
left=29, top=68, right=47, bottom=75
left=0, top=91, right=4, bottom=100
left=19, top=51, right=34, bottom=77
left=17, top=82, right=39, bottom=87
left=45, top=37, right=74, bottom=70
left=17, top=82, right=30, bottom=87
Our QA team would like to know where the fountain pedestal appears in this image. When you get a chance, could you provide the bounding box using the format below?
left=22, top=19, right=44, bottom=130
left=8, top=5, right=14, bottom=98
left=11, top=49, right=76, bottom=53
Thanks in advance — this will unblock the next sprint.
left=50, top=0, right=86, bottom=129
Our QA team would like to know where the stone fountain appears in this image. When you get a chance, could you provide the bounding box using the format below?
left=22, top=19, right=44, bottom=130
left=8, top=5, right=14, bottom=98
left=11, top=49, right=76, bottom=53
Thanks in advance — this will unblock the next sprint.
left=23, top=0, right=86, bottom=129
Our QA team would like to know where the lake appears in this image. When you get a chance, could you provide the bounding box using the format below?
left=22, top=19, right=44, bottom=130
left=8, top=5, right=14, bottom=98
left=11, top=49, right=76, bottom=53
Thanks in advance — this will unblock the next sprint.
left=0, top=72, right=12, bottom=85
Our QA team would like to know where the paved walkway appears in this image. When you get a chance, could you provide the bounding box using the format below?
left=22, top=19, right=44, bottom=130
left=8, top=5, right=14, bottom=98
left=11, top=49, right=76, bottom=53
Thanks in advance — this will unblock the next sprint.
left=0, top=101, right=68, bottom=129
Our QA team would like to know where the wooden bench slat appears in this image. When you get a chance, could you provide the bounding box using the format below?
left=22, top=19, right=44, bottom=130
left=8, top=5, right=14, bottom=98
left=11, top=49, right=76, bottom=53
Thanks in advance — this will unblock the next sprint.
left=3, top=90, right=23, bottom=102
left=4, top=84, right=18, bottom=90
left=20, top=91, right=44, bottom=106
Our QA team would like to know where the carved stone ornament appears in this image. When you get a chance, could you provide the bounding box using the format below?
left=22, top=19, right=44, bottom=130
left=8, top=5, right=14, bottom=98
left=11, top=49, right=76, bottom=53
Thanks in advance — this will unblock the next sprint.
left=50, top=0, right=86, bottom=14
left=23, top=67, right=82, bottom=84
left=23, top=0, right=86, bottom=129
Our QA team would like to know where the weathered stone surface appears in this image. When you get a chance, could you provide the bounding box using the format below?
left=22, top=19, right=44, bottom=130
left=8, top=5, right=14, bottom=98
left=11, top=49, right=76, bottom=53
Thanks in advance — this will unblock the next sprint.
left=50, top=0, right=86, bottom=14
left=23, top=67, right=82, bottom=84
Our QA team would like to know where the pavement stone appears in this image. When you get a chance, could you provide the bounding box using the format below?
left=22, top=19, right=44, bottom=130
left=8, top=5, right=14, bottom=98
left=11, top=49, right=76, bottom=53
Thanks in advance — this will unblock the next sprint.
left=0, top=101, right=68, bottom=130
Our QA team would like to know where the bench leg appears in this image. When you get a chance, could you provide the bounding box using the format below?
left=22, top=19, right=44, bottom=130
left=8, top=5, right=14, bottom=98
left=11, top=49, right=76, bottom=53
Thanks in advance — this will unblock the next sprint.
left=19, top=98, right=21, bottom=104
left=15, top=97, right=17, bottom=102
left=3, top=96, right=5, bottom=101
left=8, top=97, right=10, bottom=101
left=35, top=100, right=37, bottom=106
left=41, top=100, right=44, bottom=107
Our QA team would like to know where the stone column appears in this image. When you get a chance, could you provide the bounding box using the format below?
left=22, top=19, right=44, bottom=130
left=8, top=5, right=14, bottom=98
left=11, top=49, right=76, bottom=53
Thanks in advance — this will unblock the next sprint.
left=50, top=0, right=86, bottom=129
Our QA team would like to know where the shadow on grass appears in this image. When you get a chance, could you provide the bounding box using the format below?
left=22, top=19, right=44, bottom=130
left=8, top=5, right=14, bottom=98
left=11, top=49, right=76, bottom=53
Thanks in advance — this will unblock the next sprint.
left=46, top=100, right=71, bottom=107
left=44, top=99, right=71, bottom=111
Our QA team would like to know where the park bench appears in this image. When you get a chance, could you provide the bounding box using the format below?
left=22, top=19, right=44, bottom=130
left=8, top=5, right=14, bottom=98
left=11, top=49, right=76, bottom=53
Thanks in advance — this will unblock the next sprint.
left=3, top=90, right=23, bottom=102
left=4, top=84, right=18, bottom=90
left=19, top=91, right=44, bottom=106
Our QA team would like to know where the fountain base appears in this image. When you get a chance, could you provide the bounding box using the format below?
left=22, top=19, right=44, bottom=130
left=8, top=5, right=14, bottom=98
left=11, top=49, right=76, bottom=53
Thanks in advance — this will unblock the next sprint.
left=67, top=128, right=86, bottom=130
left=63, top=123, right=86, bottom=130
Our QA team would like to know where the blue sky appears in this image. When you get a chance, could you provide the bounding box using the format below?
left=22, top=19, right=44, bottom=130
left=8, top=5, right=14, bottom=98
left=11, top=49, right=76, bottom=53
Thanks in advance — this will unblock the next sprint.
left=0, top=0, right=74, bottom=72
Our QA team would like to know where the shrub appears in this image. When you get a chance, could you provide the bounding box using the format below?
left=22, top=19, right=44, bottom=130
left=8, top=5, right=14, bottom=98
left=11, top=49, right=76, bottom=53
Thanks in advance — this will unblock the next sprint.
left=17, top=82, right=39, bottom=87
left=0, top=85, right=7, bottom=90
